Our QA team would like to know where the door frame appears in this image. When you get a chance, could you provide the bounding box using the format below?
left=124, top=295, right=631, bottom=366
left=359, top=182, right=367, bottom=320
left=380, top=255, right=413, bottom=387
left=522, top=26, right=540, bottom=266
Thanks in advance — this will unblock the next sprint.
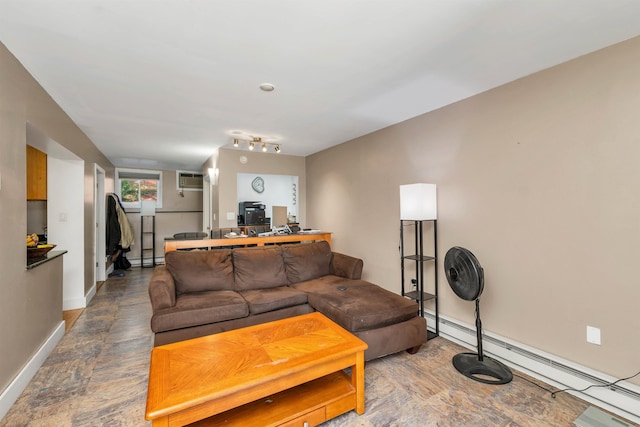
left=94, top=164, right=106, bottom=283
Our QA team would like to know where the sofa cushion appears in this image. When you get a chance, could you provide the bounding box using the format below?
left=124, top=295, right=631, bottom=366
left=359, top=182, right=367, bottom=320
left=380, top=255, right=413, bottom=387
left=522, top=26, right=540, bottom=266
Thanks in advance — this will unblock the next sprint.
left=239, top=286, right=309, bottom=315
left=148, top=265, right=176, bottom=309
left=232, top=246, right=288, bottom=290
left=282, top=241, right=332, bottom=283
left=165, top=250, right=234, bottom=294
left=330, top=252, right=364, bottom=280
left=291, top=275, right=371, bottom=292
left=150, top=290, right=248, bottom=332
left=293, top=279, right=418, bottom=332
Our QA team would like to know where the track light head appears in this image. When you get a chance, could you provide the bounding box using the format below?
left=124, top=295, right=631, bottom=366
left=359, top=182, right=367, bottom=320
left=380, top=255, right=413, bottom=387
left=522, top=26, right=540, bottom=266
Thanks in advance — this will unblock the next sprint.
left=248, top=142, right=254, bottom=150
left=262, top=143, right=267, bottom=152
left=233, top=139, right=239, bottom=147
left=274, top=145, right=281, bottom=153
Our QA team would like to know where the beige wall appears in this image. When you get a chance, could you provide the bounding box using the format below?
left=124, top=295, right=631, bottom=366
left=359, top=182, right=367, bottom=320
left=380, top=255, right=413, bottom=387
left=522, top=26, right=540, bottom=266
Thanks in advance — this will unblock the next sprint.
left=215, top=148, right=306, bottom=228
left=122, top=169, right=203, bottom=261
left=0, top=43, right=114, bottom=393
left=306, top=36, right=640, bottom=385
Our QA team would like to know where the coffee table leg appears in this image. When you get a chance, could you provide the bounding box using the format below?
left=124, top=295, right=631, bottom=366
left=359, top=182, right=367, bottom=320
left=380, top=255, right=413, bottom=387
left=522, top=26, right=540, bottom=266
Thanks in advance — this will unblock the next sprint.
left=352, top=351, right=365, bottom=414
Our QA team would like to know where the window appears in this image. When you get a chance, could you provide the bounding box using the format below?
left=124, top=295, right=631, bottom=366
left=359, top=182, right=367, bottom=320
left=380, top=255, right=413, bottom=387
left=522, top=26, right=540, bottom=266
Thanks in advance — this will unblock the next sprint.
left=116, top=168, right=163, bottom=209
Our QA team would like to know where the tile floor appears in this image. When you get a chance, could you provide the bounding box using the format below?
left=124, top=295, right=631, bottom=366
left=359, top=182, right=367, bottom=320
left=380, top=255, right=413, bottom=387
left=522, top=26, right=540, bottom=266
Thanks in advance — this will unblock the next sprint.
left=1, top=267, right=628, bottom=426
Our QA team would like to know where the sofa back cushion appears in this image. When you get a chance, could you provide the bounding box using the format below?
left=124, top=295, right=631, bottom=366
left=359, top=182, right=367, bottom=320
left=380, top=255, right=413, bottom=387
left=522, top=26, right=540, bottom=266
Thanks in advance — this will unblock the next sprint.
left=232, top=246, right=288, bottom=290
left=165, top=249, right=234, bottom=294
left=282, top=241, right=332, bottom=283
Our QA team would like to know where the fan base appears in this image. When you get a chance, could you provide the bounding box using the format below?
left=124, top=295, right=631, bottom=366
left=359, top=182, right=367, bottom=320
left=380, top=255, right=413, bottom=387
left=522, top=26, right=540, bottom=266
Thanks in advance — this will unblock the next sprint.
left=452, top=352, right=513, bottom=385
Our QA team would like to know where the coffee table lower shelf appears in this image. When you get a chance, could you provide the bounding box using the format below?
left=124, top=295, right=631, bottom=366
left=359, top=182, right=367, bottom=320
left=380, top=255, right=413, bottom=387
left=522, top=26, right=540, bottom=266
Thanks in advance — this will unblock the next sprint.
left=187, top=371, right=355, bottom=427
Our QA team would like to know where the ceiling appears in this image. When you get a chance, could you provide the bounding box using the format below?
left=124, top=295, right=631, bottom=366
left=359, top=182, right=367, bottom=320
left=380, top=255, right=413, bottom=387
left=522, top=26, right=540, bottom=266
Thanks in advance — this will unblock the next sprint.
left=2, top=1, right=640, bottom=171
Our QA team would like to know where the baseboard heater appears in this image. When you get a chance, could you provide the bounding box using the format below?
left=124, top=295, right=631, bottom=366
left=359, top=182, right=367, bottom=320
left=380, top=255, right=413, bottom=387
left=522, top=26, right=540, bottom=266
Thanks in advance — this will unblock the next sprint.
left=573, top=406, right=632, bottom=427
left=424, top=311, right=640, bottom=424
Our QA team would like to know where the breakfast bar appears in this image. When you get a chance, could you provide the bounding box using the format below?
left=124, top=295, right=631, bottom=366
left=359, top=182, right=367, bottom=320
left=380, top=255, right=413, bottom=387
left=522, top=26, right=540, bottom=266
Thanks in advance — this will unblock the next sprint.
left=164, top=232, right=332, bottom=253
left=26, top=249, right=67, bottom=269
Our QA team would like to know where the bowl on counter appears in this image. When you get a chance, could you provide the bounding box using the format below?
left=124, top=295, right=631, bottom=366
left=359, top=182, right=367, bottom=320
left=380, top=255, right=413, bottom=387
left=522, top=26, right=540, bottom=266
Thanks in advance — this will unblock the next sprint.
left=27, top=244, right=56, bottom=260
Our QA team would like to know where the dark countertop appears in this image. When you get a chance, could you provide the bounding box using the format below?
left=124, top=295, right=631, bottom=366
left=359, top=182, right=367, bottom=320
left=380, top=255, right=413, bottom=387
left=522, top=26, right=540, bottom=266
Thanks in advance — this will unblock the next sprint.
left=26, top=250, right=67, bottom=269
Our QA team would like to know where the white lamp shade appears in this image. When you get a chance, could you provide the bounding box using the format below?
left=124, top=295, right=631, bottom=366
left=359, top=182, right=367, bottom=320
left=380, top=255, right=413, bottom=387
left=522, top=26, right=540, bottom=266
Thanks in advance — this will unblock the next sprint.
left=140, top=200, right=157, bottom=216
left=400, top=183, right=437, bottom=220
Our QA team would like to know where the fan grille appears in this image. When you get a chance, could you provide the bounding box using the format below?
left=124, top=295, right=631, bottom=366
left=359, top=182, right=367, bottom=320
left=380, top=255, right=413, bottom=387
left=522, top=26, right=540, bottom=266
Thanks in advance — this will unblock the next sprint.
left=444, top=246, right=484, bottom=301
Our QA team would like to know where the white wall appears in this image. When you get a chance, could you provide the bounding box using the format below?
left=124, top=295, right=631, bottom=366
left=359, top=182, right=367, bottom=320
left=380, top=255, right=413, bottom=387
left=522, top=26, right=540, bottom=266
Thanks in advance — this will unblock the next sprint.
left=237, top=173, right=298, bottom=221
left=47, top=156, right=84, bottom=310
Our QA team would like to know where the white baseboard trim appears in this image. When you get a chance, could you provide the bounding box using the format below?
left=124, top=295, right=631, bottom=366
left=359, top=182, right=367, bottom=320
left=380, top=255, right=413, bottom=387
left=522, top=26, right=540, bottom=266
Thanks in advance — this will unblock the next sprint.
left=62, top=297, right=86, bottom=311
left=129, top=257, right=164, bottom=268
left=0, top=321, right=65, bottom=421
left=85, top=282, right=96, bottom=306
left=425, top=311, right=640, bottom=425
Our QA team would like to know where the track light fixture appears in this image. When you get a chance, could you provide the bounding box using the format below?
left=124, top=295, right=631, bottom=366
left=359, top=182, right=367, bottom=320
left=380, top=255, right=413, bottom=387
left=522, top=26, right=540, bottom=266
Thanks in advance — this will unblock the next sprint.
left=230, top=136, right=282, bottom=153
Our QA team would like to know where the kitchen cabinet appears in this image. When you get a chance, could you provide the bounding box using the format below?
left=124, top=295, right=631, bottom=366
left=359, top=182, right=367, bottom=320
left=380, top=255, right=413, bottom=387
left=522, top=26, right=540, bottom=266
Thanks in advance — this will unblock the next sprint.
left=26, top=145, right=47, bottom=200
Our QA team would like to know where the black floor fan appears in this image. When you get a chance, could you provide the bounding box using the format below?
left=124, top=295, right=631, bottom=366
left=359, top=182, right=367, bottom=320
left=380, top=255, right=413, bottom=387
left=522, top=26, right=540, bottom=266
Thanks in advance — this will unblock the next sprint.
left=444, top=246, right=513, bottom=385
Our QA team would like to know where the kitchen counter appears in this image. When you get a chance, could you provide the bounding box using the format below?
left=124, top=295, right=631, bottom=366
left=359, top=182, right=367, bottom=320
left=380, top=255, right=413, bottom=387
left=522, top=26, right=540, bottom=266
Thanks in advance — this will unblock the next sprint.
left=26, top=249, right=67, bottom=269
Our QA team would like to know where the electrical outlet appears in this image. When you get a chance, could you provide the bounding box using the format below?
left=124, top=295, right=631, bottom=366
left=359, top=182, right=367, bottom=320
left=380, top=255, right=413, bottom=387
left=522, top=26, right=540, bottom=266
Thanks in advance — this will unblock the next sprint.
left=586, top=326, right=601, bottom=345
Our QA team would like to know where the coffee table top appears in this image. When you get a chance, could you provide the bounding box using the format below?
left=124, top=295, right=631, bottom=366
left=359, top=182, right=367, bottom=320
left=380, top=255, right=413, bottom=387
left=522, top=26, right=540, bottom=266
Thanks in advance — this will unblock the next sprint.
left=145, top=312, right=367, bottom=421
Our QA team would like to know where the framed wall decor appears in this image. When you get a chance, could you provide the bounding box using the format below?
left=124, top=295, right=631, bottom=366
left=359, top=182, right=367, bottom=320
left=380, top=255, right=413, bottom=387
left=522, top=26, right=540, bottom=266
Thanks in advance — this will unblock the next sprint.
left=251, top=176, right=265, bottom=193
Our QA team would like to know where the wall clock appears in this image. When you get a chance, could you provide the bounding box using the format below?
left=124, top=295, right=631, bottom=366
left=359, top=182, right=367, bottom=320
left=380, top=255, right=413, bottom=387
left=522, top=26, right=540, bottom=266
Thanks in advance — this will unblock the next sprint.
left=252, top=176, right=265, bottom=193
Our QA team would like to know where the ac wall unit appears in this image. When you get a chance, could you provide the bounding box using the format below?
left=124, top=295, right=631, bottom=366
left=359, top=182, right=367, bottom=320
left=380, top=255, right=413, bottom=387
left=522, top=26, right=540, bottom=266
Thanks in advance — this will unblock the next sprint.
left=177, top=172, right=203, bottom=190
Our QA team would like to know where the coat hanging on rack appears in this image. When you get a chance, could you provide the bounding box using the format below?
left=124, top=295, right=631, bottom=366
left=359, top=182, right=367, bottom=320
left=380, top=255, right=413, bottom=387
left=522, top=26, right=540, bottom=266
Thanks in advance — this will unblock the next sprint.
left=107, top=193, right=134, bottom=271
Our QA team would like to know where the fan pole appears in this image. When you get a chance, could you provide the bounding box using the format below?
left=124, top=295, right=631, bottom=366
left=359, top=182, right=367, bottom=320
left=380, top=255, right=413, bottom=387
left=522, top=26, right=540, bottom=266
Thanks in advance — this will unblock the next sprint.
left=451, top=297, right=513, bottom=385
left=475, top=298, right=484, bottom=362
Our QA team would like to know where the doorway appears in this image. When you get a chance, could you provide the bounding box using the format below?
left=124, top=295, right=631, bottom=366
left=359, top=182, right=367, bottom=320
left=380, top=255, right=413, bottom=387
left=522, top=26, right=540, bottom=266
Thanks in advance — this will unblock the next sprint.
left=95, top=164, right=106, bottom=283
left=27, top=122, right=85, bottom=310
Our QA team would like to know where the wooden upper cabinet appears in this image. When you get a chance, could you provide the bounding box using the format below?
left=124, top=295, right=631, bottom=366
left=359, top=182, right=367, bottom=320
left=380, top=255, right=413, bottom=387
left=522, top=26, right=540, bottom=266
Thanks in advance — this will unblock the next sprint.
left=26, top=145, right=47, bottom=200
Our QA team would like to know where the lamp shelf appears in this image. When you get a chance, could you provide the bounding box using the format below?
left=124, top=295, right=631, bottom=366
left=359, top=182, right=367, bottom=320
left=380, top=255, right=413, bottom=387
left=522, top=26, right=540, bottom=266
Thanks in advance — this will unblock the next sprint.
left=403, top=290, right=436, bottom=302
left=402, top=255, right=435, bottom=262
left=400, top=219, right=439, bottom=340
left=140, top=214, right=156, bottom=268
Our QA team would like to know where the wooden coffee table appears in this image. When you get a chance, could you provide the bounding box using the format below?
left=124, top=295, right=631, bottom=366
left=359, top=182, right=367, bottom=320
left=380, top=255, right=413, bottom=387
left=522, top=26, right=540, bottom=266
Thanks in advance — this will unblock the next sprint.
left=145, top=312, right=368, bottom=426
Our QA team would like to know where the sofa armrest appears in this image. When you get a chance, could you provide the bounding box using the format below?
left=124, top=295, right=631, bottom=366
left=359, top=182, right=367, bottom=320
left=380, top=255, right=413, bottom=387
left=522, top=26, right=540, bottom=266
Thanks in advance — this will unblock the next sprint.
left=331, top=252, right=363, bottom=280
left=148, top=265, right=177, bottom=311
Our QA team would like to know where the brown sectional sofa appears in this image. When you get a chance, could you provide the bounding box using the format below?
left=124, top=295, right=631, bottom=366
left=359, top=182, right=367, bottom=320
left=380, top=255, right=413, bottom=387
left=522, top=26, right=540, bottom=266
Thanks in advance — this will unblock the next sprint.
left=148, top=240, right=427, bottom=361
